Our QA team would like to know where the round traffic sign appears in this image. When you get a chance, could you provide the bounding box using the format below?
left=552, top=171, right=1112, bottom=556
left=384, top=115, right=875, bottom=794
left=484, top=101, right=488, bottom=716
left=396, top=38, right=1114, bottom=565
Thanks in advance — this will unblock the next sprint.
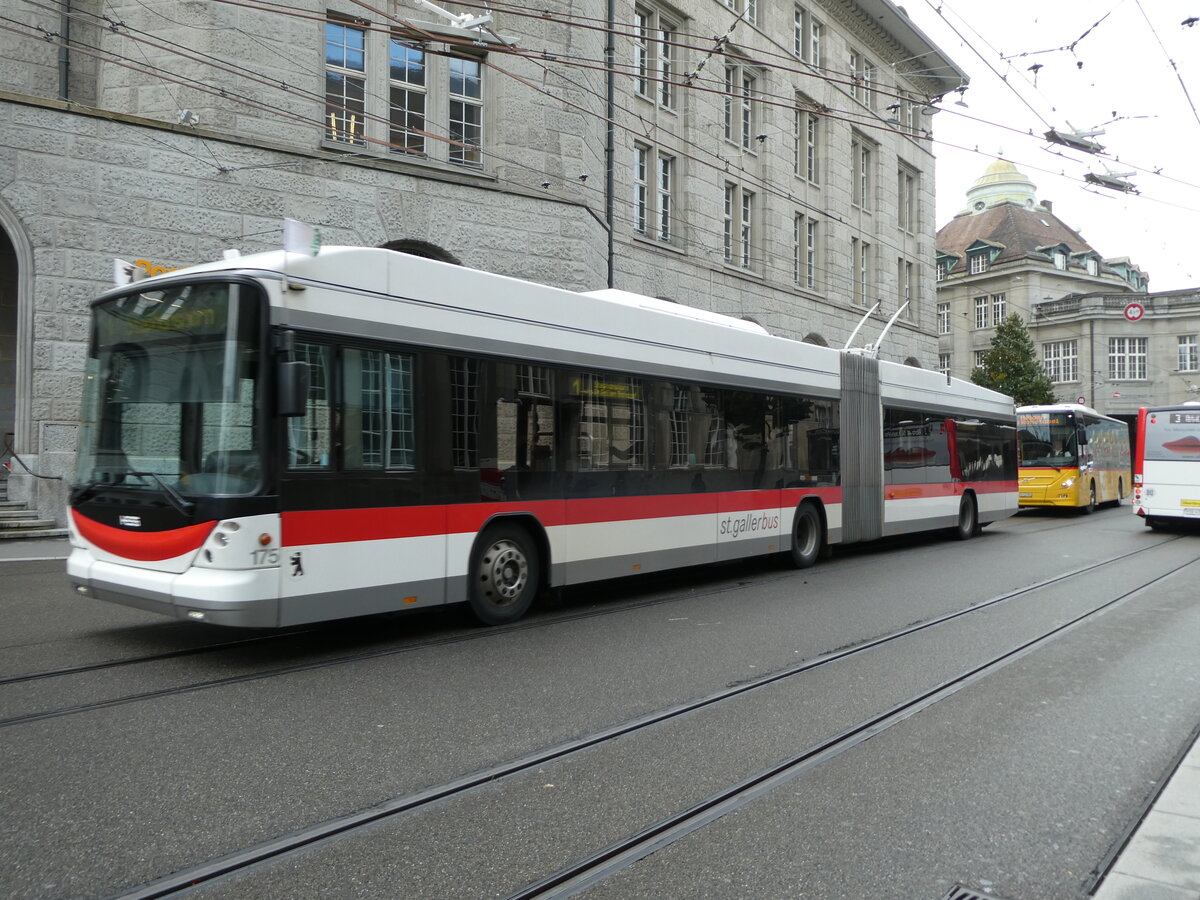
left=1124, top=302, right=1145, bottom=322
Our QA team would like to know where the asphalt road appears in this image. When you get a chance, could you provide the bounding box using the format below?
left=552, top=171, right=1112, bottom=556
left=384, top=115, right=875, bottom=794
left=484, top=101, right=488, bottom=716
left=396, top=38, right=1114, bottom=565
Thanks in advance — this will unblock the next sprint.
left=1, top=506, right=1197, bottom=900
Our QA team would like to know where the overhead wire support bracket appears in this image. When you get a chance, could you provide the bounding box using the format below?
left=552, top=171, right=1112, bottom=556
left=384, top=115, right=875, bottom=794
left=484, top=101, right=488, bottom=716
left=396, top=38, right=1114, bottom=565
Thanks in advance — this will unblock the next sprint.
left=1084, top=171, right=1138, bottom=193
left=410, top=0, right=492, bottom=31
left=1044, top=128, right=1105, bottom=154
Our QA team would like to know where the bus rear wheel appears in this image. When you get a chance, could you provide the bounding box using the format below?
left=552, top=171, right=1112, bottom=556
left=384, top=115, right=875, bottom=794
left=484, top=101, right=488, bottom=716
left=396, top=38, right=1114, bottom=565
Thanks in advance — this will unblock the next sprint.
left=468, top=524, right=539, bottom=625
left=788, top=503, right=823, bottom=569
left=952, top=494, right=977, bottom=540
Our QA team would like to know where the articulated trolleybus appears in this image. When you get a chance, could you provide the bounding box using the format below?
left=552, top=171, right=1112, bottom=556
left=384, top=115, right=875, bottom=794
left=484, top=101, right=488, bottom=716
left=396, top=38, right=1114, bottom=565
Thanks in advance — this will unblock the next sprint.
left=1132, top=403, right=1200, bottom=528
left=68, top=246, right=1018, bottom=627
left=1015, top=404, right=1131, bottom=512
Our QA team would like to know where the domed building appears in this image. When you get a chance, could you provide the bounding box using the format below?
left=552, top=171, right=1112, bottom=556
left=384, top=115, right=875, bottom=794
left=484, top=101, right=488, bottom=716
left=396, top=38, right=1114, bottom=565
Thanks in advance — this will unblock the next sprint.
left=934, top=160, right=1200, bottom=419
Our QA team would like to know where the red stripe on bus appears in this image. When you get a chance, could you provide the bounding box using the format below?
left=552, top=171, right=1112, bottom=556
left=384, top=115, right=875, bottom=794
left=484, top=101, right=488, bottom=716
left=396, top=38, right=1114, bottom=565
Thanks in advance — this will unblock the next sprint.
left=72, top=511, right=217, bottom=561
left=280, top=483, right=1011, bottom=547
left=882, top=481, right=1017, bottom=499
left=281, top=488, right=846, bottom=546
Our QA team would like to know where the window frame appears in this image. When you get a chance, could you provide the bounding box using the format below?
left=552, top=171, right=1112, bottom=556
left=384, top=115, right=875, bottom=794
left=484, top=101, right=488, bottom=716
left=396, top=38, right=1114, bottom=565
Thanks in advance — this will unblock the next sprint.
left=633, top=5, right=679, bottom=110
left=1043, top=340, right=1078, bottom=384
left=794, top=96, right=821, bottom=184
left=1109, top=337, right=1148, bottom=381
left=1179, top=335, right=1199, bottom=373
left=323, top=16, right=490, bottom=171
left=724, top=182, right=755, bottom=270
left=851, top=134, right=874, bottom=211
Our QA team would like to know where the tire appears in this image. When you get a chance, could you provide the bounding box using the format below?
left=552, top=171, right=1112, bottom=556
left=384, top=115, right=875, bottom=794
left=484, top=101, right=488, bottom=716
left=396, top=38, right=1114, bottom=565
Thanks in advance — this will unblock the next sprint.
left=467, top=524, right=540, bottom=625
left=952, top=494, right=977, bottom=540
left=1080, top=482, right=1097, bottom=515
left=788, top=503, right=823, bottom=569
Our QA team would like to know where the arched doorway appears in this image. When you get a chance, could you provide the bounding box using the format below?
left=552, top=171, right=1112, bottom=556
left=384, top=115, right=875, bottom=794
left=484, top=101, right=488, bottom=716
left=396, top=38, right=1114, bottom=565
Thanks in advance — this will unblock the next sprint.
left=0, top=198, right=35, bottom=501
left=0, top=221, right=21, bottom=457
left=379, top=239, right=461, bottom=265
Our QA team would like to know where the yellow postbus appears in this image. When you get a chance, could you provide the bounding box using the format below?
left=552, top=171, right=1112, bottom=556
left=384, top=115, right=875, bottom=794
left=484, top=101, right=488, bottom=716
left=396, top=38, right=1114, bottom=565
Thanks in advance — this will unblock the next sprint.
left=1016, top=404, right=1131, bottom=512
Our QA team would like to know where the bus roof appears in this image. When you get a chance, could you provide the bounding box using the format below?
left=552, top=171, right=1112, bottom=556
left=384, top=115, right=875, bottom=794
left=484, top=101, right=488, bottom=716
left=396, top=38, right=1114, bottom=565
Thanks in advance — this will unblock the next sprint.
left=111, top=246, right=1016, bottom=419
left=1016, top=403, right=1120, bottom=421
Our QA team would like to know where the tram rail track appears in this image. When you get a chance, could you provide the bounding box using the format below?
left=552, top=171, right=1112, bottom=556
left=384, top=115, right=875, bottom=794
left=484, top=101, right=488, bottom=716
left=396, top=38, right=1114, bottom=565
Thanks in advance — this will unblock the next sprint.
left=0, top=512, right=1126, bottom=705
left=102, top=536, right=1191, bottom=900
left=0, top=527, right=1171, bottom=729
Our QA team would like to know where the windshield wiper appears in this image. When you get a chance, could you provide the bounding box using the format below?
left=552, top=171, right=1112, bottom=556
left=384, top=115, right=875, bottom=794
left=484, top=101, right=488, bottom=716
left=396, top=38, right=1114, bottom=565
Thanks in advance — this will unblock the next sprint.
left=70, top=482, right=105, bottom=505
left=126, top=471, right=195, bottom=516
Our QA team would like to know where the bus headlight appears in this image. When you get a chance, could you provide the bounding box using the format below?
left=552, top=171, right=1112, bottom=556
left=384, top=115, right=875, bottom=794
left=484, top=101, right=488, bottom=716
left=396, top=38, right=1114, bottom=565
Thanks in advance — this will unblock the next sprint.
left=1062, top=477, right=1075, bottom=488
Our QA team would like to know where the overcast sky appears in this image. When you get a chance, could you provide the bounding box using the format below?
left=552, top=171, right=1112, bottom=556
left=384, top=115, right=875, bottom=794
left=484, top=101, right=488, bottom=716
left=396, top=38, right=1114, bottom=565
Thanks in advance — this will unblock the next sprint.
left=902, top=0, right=1199, bottom=292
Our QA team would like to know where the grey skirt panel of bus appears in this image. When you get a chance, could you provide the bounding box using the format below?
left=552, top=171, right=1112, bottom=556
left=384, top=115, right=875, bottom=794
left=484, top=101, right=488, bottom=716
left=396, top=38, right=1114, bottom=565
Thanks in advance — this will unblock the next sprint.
left=840, top=352, right=884, bottom=543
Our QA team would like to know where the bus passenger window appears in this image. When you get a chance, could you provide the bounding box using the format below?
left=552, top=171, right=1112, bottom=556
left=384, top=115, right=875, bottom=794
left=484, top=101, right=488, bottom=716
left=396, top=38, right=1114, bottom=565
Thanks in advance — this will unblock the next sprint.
left=495, top=365, right=555, bottom=473
left=288, top=342, right=332, bottom=469
left=343, top=348, right=415, bottom=470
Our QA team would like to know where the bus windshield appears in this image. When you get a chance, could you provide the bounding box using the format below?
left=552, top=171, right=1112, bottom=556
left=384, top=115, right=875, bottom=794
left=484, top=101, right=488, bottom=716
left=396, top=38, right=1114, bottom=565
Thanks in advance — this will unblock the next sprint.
left=1017, top=411, right=1078, bottom=468
left=75, top=281, right=264, bottom=498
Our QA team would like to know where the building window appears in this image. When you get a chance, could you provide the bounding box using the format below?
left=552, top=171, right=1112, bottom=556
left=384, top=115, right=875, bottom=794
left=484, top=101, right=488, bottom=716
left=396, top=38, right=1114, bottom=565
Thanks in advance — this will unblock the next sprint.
left=725, top=63, right=757, bottom=149
left=448, top=57, right=483, bottom=166
left=974, top=296, right=989, bottom=329
left=724, top=183, right=754, bottom=268
left=634, top=6, right=678, bottom=108
left=937, top=302, right=950, bottom=335
left=851, top=135, right=873, bottom=210
left=633, top=145, right=648, bottom=234
left=974, top=350, right=988, bottom=370
left=848, top=49, right=875, bottom=107
left=325, top=16, right=487, bottom=168
left=656, top=153, right=674, bottom=241
left=794, top=97, right=820, bottom=183
left=805, top=217, right=819, bottom=290
left=724, top=0, right=757, bottom=25
left=325, top=20, right=367, bottom=145
left=634, top=144, right=675, bottom=243
left=1053, top=249, right=1068, bottom=270
left=991, top=292, right=1006, bottom=323
left=389, top=40, right=427, bottom=154
left=1180, top=335, right=1199, bottom=372
left=897, top=166, right=917, bottom=233
left=1086, top=257, right=1099, bottom=276
left=938, top=353, right=951, bottom=377
left=1043, top=341, right=1078, bottom=383
left=794, top=5, right=823, bottom=65
left=969, top=252, right=989, bottom=274
left=793, top=214, right=819, bottom=289
left=1109, top=337, right=1147, bottom=380
left=851, top=237, right=871, bottom=305
left=897, top=258, right=915, bottom=318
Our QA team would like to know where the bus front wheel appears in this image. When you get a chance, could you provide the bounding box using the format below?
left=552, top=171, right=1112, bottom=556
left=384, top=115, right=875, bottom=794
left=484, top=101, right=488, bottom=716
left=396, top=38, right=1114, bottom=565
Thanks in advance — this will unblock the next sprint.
left=468, top=524, right=540, bottom=625
left=1080, top=482, right=1097, bottom=515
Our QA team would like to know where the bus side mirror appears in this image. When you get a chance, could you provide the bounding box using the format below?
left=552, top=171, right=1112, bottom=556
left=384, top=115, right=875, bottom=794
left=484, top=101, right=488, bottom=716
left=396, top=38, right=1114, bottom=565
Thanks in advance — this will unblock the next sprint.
left=1077, top=427, right=1089, bottom=445
left=277, top=361, right=310, bottom=417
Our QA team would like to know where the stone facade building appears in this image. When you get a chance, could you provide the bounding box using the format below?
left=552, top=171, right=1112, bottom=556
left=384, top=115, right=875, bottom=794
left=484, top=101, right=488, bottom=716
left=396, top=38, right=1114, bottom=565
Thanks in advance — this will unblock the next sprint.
left=935, top=160, right=1200, bottom=422
left=1, top=0, right=965, bottom=525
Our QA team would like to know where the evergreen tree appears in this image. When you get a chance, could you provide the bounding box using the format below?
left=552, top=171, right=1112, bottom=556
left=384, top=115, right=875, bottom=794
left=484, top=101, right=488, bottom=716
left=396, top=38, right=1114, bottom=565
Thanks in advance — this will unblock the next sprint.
left=970, top=313, right=1057, bottom=405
